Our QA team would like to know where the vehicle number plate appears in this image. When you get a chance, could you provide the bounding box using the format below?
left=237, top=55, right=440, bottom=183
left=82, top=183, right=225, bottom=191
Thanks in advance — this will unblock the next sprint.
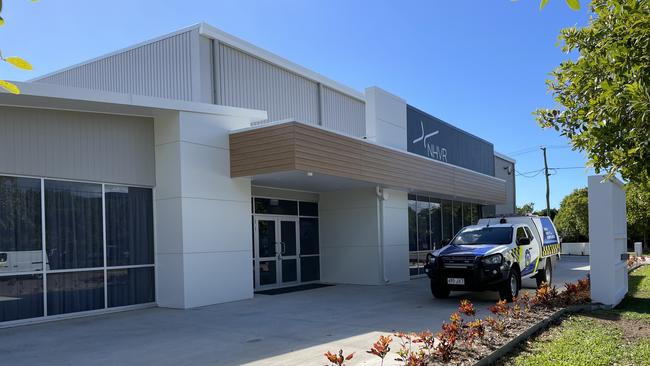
left=447, top=278, right=465, bottom=285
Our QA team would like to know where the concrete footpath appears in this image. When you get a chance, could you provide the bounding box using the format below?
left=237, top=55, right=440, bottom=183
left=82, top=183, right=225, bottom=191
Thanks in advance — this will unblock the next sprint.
left=0, top=256, right=589, bottom=366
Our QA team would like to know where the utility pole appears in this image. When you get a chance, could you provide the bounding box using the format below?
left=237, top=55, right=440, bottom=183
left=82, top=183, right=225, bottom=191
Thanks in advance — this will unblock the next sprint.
left=541, top=146, right=551, bottom=217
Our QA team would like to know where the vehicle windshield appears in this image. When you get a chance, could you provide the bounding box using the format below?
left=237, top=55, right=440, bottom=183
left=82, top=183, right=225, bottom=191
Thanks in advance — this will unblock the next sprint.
left=450, top=227, right=513, bottom=245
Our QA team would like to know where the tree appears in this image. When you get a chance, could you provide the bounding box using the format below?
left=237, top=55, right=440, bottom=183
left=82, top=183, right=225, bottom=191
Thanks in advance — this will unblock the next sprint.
left=554, top=188, right=589, bottom=242
left=534, top=207, right=558, bottom=220
left=626, top=181, right=650, bottom=249
left=535, top=0, right=650, bottom=184
left=0, top=0, right=36, bottom=94
left=516, top=202, right=536, bottom=215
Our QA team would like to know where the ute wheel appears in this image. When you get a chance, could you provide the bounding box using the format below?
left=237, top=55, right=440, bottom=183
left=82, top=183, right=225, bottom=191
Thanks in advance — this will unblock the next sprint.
left=536, top=258, right=553, bottom=288
left=430, top=280, right=450, bottom=299
left=499, top=268, right=520, bottom=302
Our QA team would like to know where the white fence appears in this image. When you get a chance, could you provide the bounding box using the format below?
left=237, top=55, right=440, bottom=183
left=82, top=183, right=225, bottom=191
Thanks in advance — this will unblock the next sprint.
left=561, top=242, right=590, bottom=256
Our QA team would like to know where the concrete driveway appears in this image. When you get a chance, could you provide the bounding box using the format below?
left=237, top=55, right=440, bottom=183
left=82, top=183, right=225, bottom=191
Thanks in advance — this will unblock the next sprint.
left=0, top=256, right=589, bottom=366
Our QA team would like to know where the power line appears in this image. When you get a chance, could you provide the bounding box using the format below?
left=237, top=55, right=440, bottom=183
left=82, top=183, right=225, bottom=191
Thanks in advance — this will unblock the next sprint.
left=507, top=145, right=571, bottom=157
left=516, top=166, right=588, bottom=178
left=515, top=168, right=545, bottom=178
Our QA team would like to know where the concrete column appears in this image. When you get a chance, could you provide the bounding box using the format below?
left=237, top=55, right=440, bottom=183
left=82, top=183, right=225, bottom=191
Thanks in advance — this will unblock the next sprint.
left=154, top=111, right=254, bottom=308
left=588, top=175, right=628, bottom=307
left=365, top=86, right=407, bottom=150
left=380, top=189, right=410, bottom=283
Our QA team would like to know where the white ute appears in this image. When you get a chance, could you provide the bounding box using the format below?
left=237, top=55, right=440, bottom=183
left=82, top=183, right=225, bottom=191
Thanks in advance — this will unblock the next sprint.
left=424, top=215, right=561, bottom=302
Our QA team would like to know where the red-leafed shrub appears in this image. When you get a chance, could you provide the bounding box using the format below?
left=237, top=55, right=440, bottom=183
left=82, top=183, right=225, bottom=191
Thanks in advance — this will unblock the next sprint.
left=367, top=335, right=392, bottom=365
left=324, top=350, right=354, bottom=366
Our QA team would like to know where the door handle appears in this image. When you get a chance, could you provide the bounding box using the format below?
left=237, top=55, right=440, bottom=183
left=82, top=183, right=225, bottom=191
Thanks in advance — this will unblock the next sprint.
left=281, top=242, right=286, bottom=255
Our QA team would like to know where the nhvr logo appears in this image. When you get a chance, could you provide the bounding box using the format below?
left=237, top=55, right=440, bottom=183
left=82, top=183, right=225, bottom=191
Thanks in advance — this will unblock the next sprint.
left=412, top=121, right=448, bottom=163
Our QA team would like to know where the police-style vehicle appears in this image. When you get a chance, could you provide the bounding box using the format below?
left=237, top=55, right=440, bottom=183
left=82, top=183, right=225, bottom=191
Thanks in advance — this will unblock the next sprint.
left=424, top=215, right=561, bottom=302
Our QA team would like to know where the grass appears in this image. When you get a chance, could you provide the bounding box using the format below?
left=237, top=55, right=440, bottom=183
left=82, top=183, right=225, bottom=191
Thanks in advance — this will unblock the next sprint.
left=505, top=265, right=650, bottom=366
left=614, top=264, right=650, bottom=320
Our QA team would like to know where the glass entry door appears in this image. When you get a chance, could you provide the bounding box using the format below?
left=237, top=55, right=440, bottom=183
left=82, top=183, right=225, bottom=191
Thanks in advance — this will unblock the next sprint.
left=254, top=216, right=299, bottom=289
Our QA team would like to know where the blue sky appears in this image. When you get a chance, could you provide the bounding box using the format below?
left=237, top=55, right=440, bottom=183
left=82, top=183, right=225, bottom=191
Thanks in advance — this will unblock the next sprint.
left=1, top=0, right=594, bottom=209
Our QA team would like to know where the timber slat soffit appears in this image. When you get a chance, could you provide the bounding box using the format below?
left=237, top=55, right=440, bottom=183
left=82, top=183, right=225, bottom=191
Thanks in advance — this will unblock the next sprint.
left=229, top=121, right=507, bottom=204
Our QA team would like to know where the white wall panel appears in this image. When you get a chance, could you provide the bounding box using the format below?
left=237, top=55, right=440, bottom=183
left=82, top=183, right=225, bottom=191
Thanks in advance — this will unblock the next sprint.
left=37, top=30, right=196, bottom=101
left=322, top=86, right=366, bottom=137
left=216, top=44, right=320, bottom=125
left=494, top=156, right=516, bottom=215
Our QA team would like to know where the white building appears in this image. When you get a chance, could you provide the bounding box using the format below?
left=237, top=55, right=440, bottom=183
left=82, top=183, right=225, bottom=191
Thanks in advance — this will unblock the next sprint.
left=0, top=23, right=516, bottom=326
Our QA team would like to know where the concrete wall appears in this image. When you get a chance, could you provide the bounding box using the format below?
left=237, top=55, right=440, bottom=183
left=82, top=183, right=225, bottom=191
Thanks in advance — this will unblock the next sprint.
left=154, top=110, right=254, bottom=308
left=319, top=187, right=409, bottom=285
left=251, top=186, right=319, bottom=202
left=588, top=175, right=628, bottom=307
left=0, top=106, right=155, bottom=187
left=494, top=155, right=516, bottom=215
left=380, top=189, right=410, bottom=283
left=320, top=188, right=381, bottom=285
left=365, top=86, right=407, bottom=150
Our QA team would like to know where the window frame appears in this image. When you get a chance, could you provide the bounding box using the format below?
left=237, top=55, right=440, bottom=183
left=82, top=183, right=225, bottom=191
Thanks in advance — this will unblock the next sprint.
left=0, top=173, right=156, bottom=326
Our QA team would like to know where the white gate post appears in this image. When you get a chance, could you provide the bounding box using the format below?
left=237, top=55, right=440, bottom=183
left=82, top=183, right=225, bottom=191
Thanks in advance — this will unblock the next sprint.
left=588, top=175, right=628, bottom=307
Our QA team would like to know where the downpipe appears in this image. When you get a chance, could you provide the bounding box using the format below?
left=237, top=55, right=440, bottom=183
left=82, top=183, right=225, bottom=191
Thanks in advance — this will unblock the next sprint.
left=376, top=187, right=390, bottom=284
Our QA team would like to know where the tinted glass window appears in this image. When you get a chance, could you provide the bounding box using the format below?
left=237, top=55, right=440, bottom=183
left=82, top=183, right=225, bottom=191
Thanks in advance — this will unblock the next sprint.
left=524, top=227, right=535, bottom=241
left=281, top=221, right=297, bottom=256
left=516, top=227, right=527, bottom=241
left=430, top=199, right=442, bottom=249
left=254, top=198, right=297, bottom=215
left=0, top=176, right=42, bottom=273
left=0, top=274, right=43, bottom=322
left=45, top=180, right=103, bottom=270
left=470, top=204, right=479, bottom=224
left=105, top=186, right=154, bottom=266
left=299, top=201, right=318, bottom=216
left=107, top=267, right=155, bottom=308
left=451, top=227, right=513, bottom=245
left=408, top=198, right=417, bottom=252
left=452, top=201, right=463, bottom=235
left=441, top=200, right=453, bottom=243
left=417, top=196, right=431, bottom=251
left=299, top=218, right=319, bottom=255
left=257, top=220, right=276, bottom=258
left=47, top=271, right=104, bottom=315
left=462, top=202, right=472, bottom=227
left=300, top=256, right=320, bottom=282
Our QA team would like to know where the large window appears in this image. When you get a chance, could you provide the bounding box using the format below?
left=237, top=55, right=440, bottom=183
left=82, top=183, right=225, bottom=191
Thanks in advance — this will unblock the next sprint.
left=0, top=176, right=42, bottom=273
left=45, top=180, right=103, bottom=270
left=408, top=195, right=483, bottom=276
left=0, top=175, right=155, bottom=324
left=105, top=186, right=154, bottom=266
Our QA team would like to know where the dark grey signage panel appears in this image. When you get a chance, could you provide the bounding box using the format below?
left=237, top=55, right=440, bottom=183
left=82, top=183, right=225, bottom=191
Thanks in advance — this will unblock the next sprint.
left=406, top=105, right=495, bottom=176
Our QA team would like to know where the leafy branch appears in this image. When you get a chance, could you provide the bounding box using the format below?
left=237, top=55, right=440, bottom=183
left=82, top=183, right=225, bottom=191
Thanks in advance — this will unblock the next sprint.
left=539, top=0, right=581, bottom=10
left=0, top=0, right=38, bottom=94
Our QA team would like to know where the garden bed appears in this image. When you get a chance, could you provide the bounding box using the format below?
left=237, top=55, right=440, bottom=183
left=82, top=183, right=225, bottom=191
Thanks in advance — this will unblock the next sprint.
left=324, top=278, right=592, bottom=366
left=495, top=264, right=650, bottom=366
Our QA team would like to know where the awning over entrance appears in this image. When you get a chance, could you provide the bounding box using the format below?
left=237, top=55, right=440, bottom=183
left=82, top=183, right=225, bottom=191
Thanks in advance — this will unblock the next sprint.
left=229, top=121, right=506, bottom=204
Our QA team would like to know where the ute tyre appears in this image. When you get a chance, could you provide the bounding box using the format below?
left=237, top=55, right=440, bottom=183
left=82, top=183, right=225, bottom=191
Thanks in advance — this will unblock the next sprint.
left=430, top=280, right=450, bottom=299
left=536, top=258, right=552, bottom=288
left=499, top=268, right=520, bottom=302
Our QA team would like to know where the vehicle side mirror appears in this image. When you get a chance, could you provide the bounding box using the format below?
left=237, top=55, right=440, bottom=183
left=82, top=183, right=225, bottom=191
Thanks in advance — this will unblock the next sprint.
left=517, top=237, right=530, bottom=246
left=441, top=239, right=450, bottom=246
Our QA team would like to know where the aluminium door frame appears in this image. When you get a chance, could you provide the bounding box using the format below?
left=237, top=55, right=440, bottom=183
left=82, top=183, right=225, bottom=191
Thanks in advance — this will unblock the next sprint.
left=253, top=215, right=301, bottom=290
